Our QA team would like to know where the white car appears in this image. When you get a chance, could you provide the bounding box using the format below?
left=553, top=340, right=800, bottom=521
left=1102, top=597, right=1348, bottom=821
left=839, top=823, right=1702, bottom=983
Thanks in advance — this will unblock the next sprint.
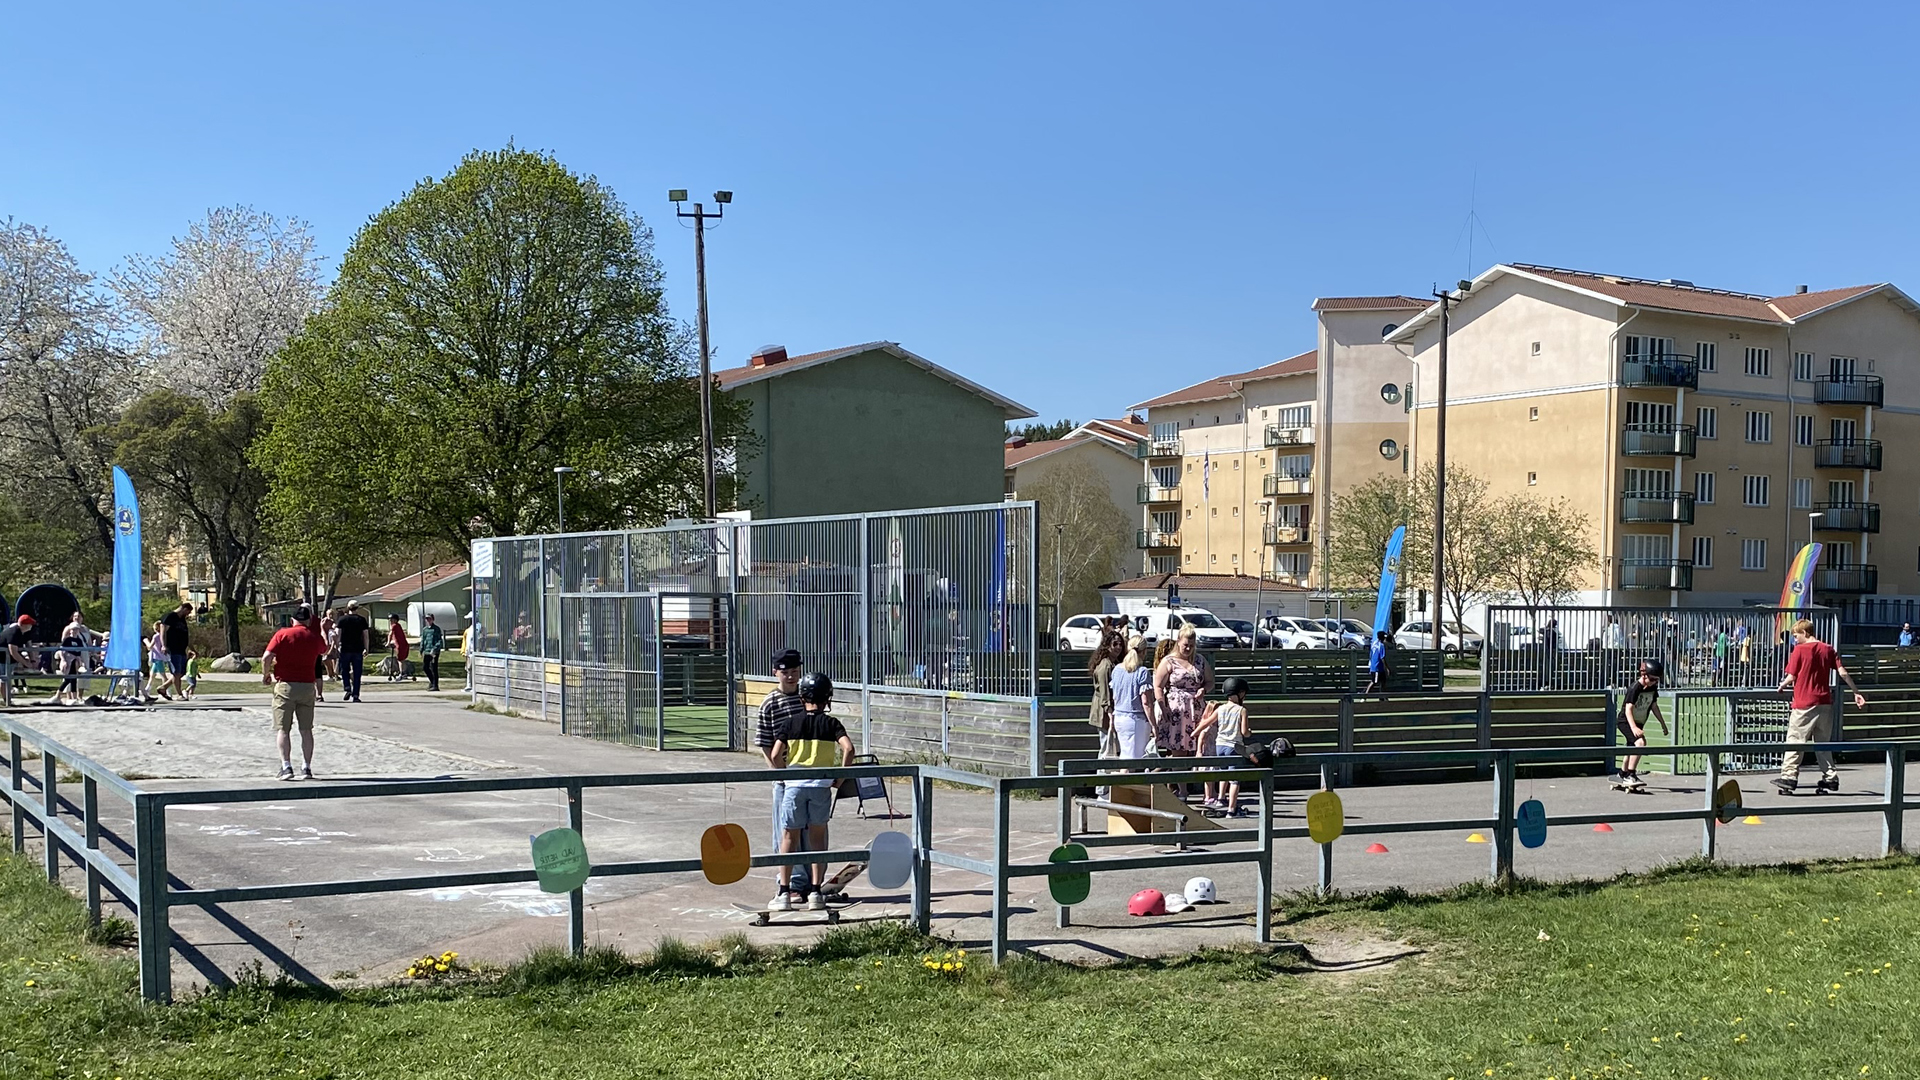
left=1394, top=619, right=1485, bottom=654
left=1314, top=618, right=1369, bottom=649
left=1264, top=616, right=1338, bottom=649
left=1057, top=614, right=1108, bottom=651
left=1135, top=606, right=1241, bottom=649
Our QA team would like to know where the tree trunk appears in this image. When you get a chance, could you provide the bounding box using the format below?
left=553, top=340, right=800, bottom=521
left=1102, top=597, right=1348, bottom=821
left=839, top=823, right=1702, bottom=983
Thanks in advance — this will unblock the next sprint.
left=222, top=596, right=243, bottom=656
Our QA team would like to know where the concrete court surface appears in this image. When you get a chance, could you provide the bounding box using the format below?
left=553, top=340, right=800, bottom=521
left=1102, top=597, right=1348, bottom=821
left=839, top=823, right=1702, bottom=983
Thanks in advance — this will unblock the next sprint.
left=7, top=687, right=1914, bottom=991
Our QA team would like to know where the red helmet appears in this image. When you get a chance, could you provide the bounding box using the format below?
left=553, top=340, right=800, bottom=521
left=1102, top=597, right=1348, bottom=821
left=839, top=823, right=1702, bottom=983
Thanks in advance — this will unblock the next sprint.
left=1127, top=888, right=1166, bottom=916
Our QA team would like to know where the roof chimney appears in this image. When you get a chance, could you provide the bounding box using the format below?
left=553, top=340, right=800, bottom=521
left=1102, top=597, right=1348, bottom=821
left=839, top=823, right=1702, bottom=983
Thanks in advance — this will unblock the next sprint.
left=1796, top=284, right=1809, bottom=294
left=1005, top=435, right=1028, bottom=448
left=749, top=344, right=789, bottom=368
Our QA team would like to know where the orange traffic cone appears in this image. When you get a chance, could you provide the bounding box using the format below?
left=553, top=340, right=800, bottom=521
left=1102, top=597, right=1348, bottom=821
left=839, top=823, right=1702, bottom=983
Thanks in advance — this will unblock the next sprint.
left=1592, top=823, right=1615, bottom=833
left=1365, top=842, right=1389, bottom=854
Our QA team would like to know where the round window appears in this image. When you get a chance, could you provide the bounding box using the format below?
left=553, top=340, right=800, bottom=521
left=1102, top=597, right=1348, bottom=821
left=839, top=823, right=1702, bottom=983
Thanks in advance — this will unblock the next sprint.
left=1379, top=439, right=1400, bottom=460
left=1380, top=383, right=1401, bottom=404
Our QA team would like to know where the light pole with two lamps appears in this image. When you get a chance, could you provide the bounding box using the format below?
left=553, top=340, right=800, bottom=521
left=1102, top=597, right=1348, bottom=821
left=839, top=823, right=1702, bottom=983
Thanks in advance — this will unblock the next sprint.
left=670, top=188, right=733, bottom=519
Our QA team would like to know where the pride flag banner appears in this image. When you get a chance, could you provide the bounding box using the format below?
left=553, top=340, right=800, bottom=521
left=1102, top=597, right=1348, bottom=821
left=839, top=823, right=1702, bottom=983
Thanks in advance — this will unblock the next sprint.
left=1775, top=542, right=1822, bottom=637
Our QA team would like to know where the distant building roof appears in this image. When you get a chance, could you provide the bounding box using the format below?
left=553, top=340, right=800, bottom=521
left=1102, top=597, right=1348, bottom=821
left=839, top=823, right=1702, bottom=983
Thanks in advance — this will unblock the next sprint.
left=711, top=341, right=1036, bottom=419
left=1101, top=573, right=1308, bottom=593
left=362, top=562, right=469, bottom=603
left=1129, top=349, right=1316, bottom=411
left=1311, top=295, right=1430, bottom=311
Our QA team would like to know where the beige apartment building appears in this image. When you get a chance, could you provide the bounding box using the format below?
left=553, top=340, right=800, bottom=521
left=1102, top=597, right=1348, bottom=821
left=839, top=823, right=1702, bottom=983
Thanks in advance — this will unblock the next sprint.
left=1312, top=296, right=1428, bottom=582
left=1387, top=263, right=1920, bottom=610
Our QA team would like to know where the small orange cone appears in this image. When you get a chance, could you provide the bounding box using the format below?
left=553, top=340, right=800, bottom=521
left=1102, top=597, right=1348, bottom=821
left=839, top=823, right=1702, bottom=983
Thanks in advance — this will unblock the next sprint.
left=1743, top=815, right=1763, bottom=825
left=1466, top=833, right=1489, bottom=843
left=1592, top=823, right=1615, bottom=833
left=1365, top=842, right=1389, bottom=854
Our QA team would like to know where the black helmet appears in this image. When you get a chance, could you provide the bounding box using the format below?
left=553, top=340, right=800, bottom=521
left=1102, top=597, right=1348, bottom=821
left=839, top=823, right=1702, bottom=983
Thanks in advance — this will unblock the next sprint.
left=1639, top=659, right=1665, bottom=679
left=1220, top=676, right=1251, bottom=698
left=798, top=671, right=834, bottom=705
left=1269, top=737, right=1297, bottom=759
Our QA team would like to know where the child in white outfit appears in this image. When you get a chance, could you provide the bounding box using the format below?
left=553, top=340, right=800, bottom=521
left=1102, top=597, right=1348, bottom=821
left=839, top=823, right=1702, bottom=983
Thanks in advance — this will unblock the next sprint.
left=1204, top=677, right=1251, bottom=814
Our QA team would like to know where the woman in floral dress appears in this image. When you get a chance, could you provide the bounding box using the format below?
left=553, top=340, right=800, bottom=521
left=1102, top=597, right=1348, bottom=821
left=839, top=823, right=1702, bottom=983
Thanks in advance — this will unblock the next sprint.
left=1152, top=626, right=1206, bottom=756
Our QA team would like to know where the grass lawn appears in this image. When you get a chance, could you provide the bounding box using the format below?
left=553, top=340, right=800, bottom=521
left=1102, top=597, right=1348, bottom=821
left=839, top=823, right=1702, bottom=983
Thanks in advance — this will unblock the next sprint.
left=4, top=852, right=1918, bottom=1079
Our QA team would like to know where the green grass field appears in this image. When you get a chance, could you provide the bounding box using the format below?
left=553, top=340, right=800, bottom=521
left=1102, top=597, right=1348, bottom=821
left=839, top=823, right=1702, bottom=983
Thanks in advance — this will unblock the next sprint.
left=3, top=850, right=1918, bottom=1079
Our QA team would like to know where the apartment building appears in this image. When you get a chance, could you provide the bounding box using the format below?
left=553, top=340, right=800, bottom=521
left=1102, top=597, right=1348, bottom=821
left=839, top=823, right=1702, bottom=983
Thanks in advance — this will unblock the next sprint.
left=1312, top=296, right=1428, bottom=585
left=1387, top=263, right=1920, bottom=610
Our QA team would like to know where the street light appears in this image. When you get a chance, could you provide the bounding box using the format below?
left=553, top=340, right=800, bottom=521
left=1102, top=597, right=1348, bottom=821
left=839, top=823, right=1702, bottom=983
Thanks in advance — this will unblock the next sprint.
left=1052, top=522, right=1065, bottom=632
left=554, top=466, right=575, bottom=532
left=672, top=188, right=733, bottom=518
left=1808, top=511, right=1823, bottom=548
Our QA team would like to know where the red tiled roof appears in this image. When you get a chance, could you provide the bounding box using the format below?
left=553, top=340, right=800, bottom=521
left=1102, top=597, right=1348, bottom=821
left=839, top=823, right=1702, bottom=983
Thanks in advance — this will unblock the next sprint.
left=1311, top=295, right=1430, bottom=311
left=1102, top=573, right=1308, bottom=592
left=1089, top=416, right=1148, bottom=437
left=367, top=562, right=468, bottom=602
left=1129, top=349, right=1316, bottom=411
left=1768, top=285, right=1882, bottom=320
left=1510, top=264, right=1882, bottom=323
left=1004, top=437, right=1073, bottom=468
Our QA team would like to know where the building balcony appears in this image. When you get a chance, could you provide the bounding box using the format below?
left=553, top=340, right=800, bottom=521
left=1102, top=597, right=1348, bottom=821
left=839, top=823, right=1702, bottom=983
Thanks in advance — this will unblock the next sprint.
left=1620, top=422, right=1697, bottom=458
left=1812, top=373, right=1884, bottom=407
left=1136, top=529, right=1180, bottom=550
left=1263, top=523, right=1309, bottom=546
left=1620, top=354, right=1699, bottom=390
left=1263, top=474, right=1312, bottom=497
left=1264, top=424, right=1315, bottom=448
left=1812, top=564, right=1877, bottom=594
left=1137, top=484, right=1181, bottom=504
left=1619, top=491, right=1696, bottom=524
left=1813, top=502, right=1880, bottom=533
left=1814, top=439, right=1882, bottom=471
left=1619, top=559, right=1694, bottom=591
left=1146, top=438, right=1184, bottom=459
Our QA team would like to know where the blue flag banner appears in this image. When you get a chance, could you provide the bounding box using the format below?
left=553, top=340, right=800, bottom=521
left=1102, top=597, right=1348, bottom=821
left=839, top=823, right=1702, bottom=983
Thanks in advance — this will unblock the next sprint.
left=987, top=509, right=1008, bottom=651
left=1371, top=524, right=1406, bottom=636
left=107, top=466, right=143, bottom=671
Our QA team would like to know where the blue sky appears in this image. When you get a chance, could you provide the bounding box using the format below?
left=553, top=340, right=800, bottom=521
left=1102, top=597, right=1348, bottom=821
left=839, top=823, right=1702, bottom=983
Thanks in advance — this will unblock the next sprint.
left=7, top=1, right=1920, bottom=423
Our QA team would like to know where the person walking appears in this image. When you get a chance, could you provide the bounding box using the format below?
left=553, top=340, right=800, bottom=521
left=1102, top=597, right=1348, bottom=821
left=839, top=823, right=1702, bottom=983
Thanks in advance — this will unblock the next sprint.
left=1899, top=622, right=1915, bottom=649
left=146, top=621, right=172, bottom=701
left=1364, top=629, right=1391, bottom=697
left=419, top=612, right=445, bottom=691
left=1088, top=630, right=1123, bottom=760
left=262, top=605, right=326, bottom=780
left=1108, top=634, right=1155, bottom=759
left=754, top=649, right=808, bottom=904
left=160, top=601, right=193, bottom=700
left=57, top=612, right=97, bottom=705
left=1773, top=619, right=1867, bottom=795
left=335, top=601, right=370, bottom=702
left=387, top=615, right=411, bottom=681
left=769, top=672, right=855, bottom=912
left=0, top=613, right=35, bottom=700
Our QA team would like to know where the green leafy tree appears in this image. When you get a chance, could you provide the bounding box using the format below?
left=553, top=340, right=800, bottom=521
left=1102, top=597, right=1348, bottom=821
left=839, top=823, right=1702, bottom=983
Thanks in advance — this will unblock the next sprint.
left=1023, top=459, right=1132, bottom=619
left=256, top=147, right=744, bottom=555
left=1007, top=419, right=1079, bottom=443
left=1323, top=473, right=1413, bottom=602
left=1401, top=463, right=1502, bottom=634
left=1491, top=494, right=1598, bottom=609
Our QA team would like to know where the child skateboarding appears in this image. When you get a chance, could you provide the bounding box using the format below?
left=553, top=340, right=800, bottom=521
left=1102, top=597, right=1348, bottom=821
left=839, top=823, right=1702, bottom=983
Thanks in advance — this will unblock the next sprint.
left=1773, top=618, right=1866, bottom=795
left=769, top=672, right=855, bottom=912
left=1614, top=659, right=1668, bottom=793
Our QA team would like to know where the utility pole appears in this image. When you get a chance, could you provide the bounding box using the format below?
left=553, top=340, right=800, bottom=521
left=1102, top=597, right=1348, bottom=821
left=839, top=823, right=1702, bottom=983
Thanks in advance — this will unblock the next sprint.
left=1053, top=522, right=1066, bottom=632
left=672, top=189, right=733, bottom=518
left=1431, top=280, right=1470, bottom=627
left=554, top=466, right=574, bottom=532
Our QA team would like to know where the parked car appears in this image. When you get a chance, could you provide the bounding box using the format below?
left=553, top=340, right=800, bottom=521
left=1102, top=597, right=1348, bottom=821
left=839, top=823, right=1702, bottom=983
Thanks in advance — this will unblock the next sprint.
left=1393, top=619, right=1485, bottom=654
left=1222, top=619, right=1281, bottom=648
left=1264, top=616, right=1338, bottom=649
left=1313, top=618, right=1368, bottom=649
left=1057, top=614, right=1108, bottom=651
left=1133, top=605, right=1241, bottom=649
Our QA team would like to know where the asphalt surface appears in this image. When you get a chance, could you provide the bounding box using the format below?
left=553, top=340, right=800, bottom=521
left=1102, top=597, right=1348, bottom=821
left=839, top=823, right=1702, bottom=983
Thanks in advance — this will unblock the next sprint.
left=6, top=686, right=1913, bottom=990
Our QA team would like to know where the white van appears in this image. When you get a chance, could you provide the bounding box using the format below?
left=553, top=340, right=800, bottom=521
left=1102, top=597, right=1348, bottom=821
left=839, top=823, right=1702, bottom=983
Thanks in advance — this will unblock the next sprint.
left=1127, top=603, right=1241, bottom=649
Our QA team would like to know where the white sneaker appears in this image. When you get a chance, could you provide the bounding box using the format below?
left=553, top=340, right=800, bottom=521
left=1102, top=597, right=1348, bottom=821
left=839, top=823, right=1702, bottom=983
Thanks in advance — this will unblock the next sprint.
left=806, top=891, right=827, bottom=911
left=769, top=892, right=792, bottom=912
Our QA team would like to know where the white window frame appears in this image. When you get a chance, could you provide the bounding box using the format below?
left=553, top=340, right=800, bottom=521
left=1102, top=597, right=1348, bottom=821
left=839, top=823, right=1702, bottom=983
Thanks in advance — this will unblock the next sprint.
left=1744, top=347, right=1771, bottom=377
left=1745, top=410, right=1772, bottom=443
left=1794, top=351, right=1816, bottom=381
left=1695, top=471, right=1715, bottom=504
left=1741, top=538, right=1767, bottom=572
left=1793, top=477, right=1812, bottom=509
left=1692, top=535, right=1713, bottom=569
left=1794, top=414, right=1814, bottom=446
left=1275, top=405, right=1311, bottom=429
left=1696, top=341, right=1717, bottom=372
left=1696, top=406, right=1717, bottom=439
left=1743, top=474, right=1771, bottom=507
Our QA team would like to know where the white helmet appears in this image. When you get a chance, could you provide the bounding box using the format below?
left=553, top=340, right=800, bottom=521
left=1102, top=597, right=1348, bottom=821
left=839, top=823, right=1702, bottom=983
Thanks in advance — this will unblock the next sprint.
left=1184, top=876, right=1217, bottom=903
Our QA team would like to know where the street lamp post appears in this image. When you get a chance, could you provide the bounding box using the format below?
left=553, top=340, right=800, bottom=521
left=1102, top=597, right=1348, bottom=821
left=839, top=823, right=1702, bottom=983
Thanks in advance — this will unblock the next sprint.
left=671, top=189, right=733, bottom=519
left=1430, top=280, right=1471, bottom=623
left=1808, top=511, right=1822, bottom=549
left=1052, top=522, right=1066, bottom=634
left=554, top=466, right=575, bottom=532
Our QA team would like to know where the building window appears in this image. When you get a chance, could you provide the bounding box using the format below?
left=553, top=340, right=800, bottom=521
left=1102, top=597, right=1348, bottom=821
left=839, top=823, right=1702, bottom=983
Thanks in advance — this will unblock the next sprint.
left=1275, top=405, right=1311, bottom=429
left=1742, top=538, right=1767, bottom=571
left=1831, top=356, right=1858, bottom=377
left=1531, top=341, right=1542, bottom=356
left=1150, top=556, right=1175, bottom=573
left=1744, top=348, right=1771, bottom=377
left=1529, top=407, right=1539, bottom=421
left=1794, top=352, right=1816, bottom=381
left=1695, top=472, right=1715, bottom=504
left=1624, top=335, right=1676, bottom=361
left=1692, top=535, right=1713, bottom=568
left=1626, top=467, right=1673, bottom=496
left=1232, top=506, right=1239, bottom=517
left=1152, top=420, right=1179, bottom=442
left=1793, top=477, right=1812, bottom=509
left=1745, top=410, right=1772, bottom=443
left=1696, top=342, right=1717, bottom=372
left=1696, top=406, right=1717, bottom=439
left=1794, top=414, right=1814, bottom=446
left=1277, top=454, right=1312, bottom=478
left=1743, top=475, right=1771, bottom=507
left=1527, top=472, right=1538, bottom=486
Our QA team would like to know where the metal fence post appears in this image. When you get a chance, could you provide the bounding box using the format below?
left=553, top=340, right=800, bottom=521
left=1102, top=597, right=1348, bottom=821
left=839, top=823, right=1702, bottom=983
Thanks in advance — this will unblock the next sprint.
left=567, top=781, right=586, bottom=957
left=1029, top=697, right=1042, bottom=777
left=1885, top=744, right=1906, bottom=856
left=1336, top=697, right=1354, bottom=788
left=1256, top=770, right=1274, bottom=944
left=940, top=695, right=950, bottom=762
left=133, top=793, right=171, bottom=1004
left=1492, top=750, right=1515, bottom=883
left=1702, top=751, right=1722, bottom=861
left=538, top=539, right=549, bottom=723
left=1317, top=762, right=1335, bottom=896
left=1055, top=761, right=1072, bottom=929
left=859, top=516, right=872, bottom=752
left=992, top=781, right=1011, bottom=963
left=912, top=772, right=933, bottom=934
left=83, top=777, right=101, bottom=925
left=42, top=751, right=59, bottom=882
left=9, top=732, right=23, bottom=854
left=1475, top=693, right=1493, bottom=780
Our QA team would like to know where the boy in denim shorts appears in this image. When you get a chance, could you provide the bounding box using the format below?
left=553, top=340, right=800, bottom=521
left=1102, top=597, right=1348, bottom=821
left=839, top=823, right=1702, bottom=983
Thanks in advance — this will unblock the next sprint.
left=770, top=672, right=854, bottom=911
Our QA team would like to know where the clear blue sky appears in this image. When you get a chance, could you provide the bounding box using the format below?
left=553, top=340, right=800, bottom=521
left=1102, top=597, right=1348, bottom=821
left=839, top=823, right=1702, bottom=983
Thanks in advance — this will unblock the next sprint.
left=7, top=1, right=1919, bottom=424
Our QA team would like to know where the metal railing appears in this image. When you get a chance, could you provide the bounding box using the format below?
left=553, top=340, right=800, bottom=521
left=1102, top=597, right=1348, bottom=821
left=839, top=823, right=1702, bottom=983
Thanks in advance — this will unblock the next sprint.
left=1483, top=605, right=1839, bottom=692
left=1620, top=353, right=1699, bottom=389
left=1814, top=502, right=1881, bottom=533
left=1618, top=559, right=1694, bottom=591
left=1263, top=474, right=1312, bottom=497
left=1813, top=373, right=1884, bottom=407
left=1815, top=439, right=1883, bottom=470
left=1619, top=491, right=1695, bottom=523
left=1263, top=523, right=1307, bottom=545
left=1814, top=564, right=1879, bottom=594
left=1146, top=438, right=1183, bottom=458
left=1136, top=529, right=1180, bottom=549
left=1136, top=484, right=1181, bottom=504
left=1620, top=423, right=1697, bottom=458
left=1263, top=425, right=1314, bottom=448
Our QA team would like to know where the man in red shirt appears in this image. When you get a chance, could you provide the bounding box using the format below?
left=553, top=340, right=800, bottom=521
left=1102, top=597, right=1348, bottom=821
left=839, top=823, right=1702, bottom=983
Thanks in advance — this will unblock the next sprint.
left=1773, top=618, right=1866, bottom=795
left=263, top=605, right=326, bottom=781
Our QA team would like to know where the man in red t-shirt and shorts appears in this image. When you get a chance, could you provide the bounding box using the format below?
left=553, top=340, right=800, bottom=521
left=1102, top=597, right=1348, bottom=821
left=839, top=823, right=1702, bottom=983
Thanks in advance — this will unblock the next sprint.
left=1773, top=618, right=1865, bottom=795
left=263, top=605, right=327, bottom=781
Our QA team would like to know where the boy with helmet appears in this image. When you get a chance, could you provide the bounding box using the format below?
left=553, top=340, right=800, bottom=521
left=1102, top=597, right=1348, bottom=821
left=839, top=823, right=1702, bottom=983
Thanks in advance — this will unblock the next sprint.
left=1614, top=659, right=1669, bottom=792
left=1197, top=676, right=1252, bottom=814
left=770, top=671, right=854, bottom=912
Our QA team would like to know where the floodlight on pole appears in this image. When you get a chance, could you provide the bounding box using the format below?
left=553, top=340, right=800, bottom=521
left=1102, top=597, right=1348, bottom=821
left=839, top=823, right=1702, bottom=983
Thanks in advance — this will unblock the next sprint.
left=674, top=188, right=732, bottom=518
left=554, top=466, right=575, bottom=532
left=1808, top=511, right=1822, bottom=548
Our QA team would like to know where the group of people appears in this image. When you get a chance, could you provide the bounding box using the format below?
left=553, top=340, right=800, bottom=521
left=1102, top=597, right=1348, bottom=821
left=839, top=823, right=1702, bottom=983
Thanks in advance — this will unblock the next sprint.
left=752, top=649, right=855, bottom=912
left=1085, top=622, right=1256, bottom=815
left=0, top=604, right=203, bottom=705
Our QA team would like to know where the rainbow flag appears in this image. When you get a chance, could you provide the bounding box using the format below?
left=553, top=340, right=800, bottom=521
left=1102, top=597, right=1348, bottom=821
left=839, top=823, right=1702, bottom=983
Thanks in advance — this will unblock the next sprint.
left=1776, top=542, right=1822, bottom=637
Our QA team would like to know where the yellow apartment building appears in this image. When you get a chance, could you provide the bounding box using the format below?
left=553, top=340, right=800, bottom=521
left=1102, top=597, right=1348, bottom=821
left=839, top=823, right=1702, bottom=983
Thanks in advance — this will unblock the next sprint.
left=1387, top=263, right=1919, bottom=612
left=1312, top=296, right=1428, bottom=586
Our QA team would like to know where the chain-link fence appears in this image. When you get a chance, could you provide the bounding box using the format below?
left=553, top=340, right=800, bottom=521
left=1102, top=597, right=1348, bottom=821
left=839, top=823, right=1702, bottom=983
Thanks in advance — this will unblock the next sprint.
left=1484, top=605, right=1841, bottom=693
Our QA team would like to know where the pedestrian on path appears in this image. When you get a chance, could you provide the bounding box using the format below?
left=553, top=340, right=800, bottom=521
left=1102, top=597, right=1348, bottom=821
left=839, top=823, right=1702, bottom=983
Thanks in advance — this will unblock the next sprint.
left=419, top=612, right=445, bottom=691
left=1773, top=619, right=1866, bottom=795
left=1365, top=629, right=1391, bottom=697
left=1614, top=659, right=1668, bottom=793
left=769, top=672, right=854, bottom=912
left=1108, top=633, right=1154, bottom=759
left=160, top=601, right=192, bottom=700
left=754, top=649, right=807, bottom=902
left=1899, top=622, right=1914, bottom=649
left=262, top=605, right=326, bottom=781
left=335, top=601, right=370, bottom=702
left=387, top=615, right=411, bottom=681
left=146, top=622, right=172, bottom=701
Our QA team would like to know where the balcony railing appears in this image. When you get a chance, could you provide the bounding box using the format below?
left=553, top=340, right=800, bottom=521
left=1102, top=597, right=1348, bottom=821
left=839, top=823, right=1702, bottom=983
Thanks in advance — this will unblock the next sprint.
left=1812, top=374, right=1884, bottom=407
left=1136, top=529, right=1180, bottom=550
left=1136, top=484, right=1181, bottom=504
left=1146, top=438, right=1184, bottom=458
left=1620, top=422, right=1698, bottom=458
left=1263, top=523, right=1308, bottom=546
left=1620, top=353, right=1699, bottom=390
left=1812, top=502, right=1881, bottom=533
left=1264, top=425, right=1315, bottom=448
left=1263, top=474, right=1312, bottom=497
left=1812, top=564, right=1878, bottom=594
left=1619, top=559, right=1694, bottom=591
left=1814, top=439, right=1883, bottom=471
left=1619, top=490, right=1696, bottom=524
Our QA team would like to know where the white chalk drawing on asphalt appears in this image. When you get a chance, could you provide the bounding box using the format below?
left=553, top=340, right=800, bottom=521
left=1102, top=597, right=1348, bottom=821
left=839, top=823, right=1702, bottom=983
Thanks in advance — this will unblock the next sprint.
left=415, top=848, right=486, bottom=863
left=197, top=824, right=261, bottom=837
left=407, top=882, right=603, bottom=917
left=296, top=826, right=354, bottom=837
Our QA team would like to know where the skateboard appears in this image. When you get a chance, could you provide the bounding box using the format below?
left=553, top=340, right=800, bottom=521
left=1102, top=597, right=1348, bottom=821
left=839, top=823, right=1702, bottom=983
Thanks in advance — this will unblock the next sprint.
left=1610, top=777, right=1648, bottom=794
left=817, top=861, right=865, bottom=898
left=1773, top=779, right=1840, bottom=796
left=733, top=898, right=861, bottom=927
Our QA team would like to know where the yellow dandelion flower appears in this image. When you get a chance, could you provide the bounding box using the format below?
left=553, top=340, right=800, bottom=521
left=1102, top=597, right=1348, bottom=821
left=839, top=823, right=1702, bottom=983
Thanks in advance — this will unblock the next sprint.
left=24, top=980, right=34, bottom=988
left=1832, top=983, right=1842, bottom=990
